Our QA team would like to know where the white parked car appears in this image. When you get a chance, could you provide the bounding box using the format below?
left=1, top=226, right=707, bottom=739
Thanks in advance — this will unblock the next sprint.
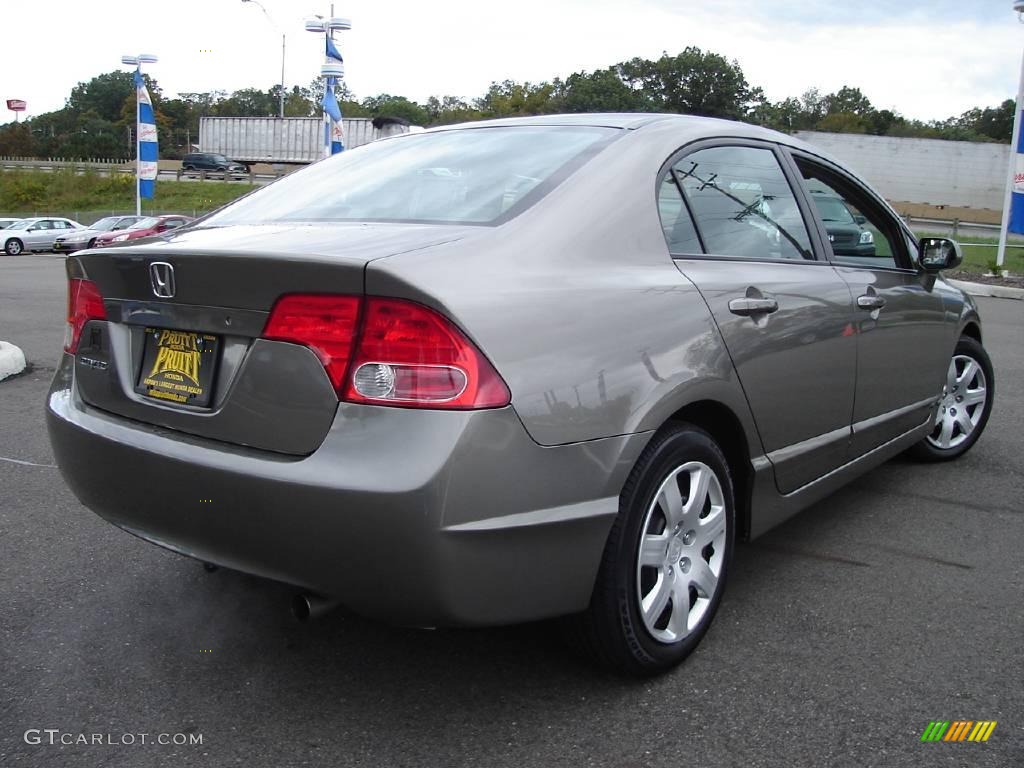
left=2, top=217, right=84, bottom=255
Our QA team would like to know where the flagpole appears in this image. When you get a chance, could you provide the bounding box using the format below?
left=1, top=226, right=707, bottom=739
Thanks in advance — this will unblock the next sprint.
left=135, top=65, right=142, bottom=217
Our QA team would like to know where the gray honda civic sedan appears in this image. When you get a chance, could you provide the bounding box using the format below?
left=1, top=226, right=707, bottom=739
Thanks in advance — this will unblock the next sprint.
left=47, top=114, right=993, bottom=675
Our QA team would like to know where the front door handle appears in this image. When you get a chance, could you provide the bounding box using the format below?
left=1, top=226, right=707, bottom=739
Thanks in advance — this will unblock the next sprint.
left=729, top=297, right=779, bottom=316
left=857, top=294, right=886, bottom=311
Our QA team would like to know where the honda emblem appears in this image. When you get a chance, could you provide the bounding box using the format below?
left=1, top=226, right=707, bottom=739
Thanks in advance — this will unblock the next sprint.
left=149, top=262, right=175, bottom=299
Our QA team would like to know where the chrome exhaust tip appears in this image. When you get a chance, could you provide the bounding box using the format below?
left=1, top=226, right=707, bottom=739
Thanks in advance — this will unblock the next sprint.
left=291, top=593, right=340, bottom=622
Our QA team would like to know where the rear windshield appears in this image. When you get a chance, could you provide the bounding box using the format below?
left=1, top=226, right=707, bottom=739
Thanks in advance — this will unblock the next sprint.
left=91, top=217, right=121, bottom=231
left=203, top=126, right=617, bottom=226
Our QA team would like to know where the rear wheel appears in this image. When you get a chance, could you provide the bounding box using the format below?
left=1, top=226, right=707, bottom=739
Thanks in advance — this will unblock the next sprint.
left=4, top=238, right=23, bottom=256
left=909, top=336, right=994, bottom=462
left=570, top=423, right=735, bottom=676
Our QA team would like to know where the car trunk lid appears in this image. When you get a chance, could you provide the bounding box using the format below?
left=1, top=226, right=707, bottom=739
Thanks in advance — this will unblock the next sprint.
left=68, top=222, right=472, bottom=455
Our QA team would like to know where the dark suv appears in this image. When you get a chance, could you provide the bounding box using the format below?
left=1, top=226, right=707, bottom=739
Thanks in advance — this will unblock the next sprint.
left=809, top=190, right=876, bottom=258
left=181, top=153, right=248, bottom=177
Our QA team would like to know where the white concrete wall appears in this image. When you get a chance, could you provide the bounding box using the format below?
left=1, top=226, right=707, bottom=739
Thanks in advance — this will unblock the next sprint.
left=793, top=131, right=1009, bottom=210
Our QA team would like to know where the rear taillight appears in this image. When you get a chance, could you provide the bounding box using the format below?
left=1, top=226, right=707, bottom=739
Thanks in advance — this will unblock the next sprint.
left=261, top=295, right=510, bottom=410
left=262, top=295, right=361, bottom=390
left=64, top=278, right=106, bottom=353
left=344, top=298, right=511, bottom=409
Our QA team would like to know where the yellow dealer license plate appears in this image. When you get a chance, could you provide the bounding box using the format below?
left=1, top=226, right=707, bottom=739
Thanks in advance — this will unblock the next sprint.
left=136, top=328, right=220, bottom=407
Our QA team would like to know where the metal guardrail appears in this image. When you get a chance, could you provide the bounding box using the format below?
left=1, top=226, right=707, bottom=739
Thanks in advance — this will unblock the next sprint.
left=0, top=158, right=285, bottom=184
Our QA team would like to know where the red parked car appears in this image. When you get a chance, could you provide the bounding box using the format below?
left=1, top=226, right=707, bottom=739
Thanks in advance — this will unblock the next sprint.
left=92, top=215, right=193, bottom=247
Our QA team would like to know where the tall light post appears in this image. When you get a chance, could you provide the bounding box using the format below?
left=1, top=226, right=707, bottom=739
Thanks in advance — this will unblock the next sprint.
left=121, top=53, right=158, bottom=216
left=996, top=1, right=1024, bottom=268
left=306, top=11, right=351, bottom=158
left=241, top=0, right=286, bottom=118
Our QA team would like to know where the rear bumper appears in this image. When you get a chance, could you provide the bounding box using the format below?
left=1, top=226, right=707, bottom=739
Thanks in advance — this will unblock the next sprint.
left=46, top=354, right=649, bottom=626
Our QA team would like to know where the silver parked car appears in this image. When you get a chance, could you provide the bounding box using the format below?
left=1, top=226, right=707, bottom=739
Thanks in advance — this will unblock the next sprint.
left=53, top=215, right=143, bottom=253
left=3, top=217, right=83, bottom=255
left=47, top=115, right=993, bottom=675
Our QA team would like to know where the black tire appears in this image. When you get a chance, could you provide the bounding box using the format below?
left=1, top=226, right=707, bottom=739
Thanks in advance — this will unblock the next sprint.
left=87, top=238, right=96, bottom=249
left=908, top=335, right=994, bottom=462
left=569, top=422, right=735, bottom=676
left=4, top=238, right=23, bottom=256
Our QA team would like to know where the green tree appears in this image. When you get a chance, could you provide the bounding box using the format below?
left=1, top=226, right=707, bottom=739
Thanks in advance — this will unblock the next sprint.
left=0, top=122, right=36, bottom=156
left=361, top=94, right=430, bottom=124
left=67, top=70, right=161, bottom=122
left=555, top=68, right=648, bottom=113
left=474, top=80, right=557, bottom=117
left=616, top=48, right=756, bottom=119
left=424, top=95, right=480, bottom=125
left=822, top=86, right=874, bottom=117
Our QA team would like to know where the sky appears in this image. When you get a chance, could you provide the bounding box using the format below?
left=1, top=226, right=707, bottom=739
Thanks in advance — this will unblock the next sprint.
left=2, top=0, right=1022, bottom=122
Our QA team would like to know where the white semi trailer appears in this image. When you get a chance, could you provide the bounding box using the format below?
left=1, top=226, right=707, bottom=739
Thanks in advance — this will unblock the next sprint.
left=198, top=117, right=412, bottom=164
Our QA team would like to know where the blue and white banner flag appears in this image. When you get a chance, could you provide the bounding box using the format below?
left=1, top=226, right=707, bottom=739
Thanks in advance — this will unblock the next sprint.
left=322, top=75, right=345, bottom=155
left=326, top=36, right=344, bottom=68
left=134, top=70, right=158, bottom=199
left=1009, top=109, right=1024, bottom=234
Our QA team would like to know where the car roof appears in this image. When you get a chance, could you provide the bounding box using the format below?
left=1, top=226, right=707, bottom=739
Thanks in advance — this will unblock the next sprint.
left=419, top=112, right=833, bottom=158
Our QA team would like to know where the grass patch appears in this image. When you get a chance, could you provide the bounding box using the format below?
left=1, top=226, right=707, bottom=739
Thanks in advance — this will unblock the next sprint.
left=0, top=168, right=252, bottom=223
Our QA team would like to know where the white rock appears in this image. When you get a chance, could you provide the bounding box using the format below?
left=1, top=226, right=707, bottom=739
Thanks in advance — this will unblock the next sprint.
left=0, top=341, right=27, bottom=381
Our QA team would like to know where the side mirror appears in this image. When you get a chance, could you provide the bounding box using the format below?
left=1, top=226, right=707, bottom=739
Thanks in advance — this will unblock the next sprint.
left=853, top=214, right=867, bottom=225
left=919, top=237, right=962, bottom=272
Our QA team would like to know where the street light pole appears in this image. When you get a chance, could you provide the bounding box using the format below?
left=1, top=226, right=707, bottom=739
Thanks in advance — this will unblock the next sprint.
left=996, top=1, right=1024, bottom=268
left=242, top=0, right=286, bottom=118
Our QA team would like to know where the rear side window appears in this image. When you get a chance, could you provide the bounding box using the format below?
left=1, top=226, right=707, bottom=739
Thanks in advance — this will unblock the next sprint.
left=672, top=146, right=814, bottom=261
left=204, top=126, right=617, bottom=226
left=657, top=176, right=702, bottom=254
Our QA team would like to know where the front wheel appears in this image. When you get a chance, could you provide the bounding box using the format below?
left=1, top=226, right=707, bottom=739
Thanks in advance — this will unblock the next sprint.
left=4, top=238, right=23, bottom=256
left=569, top=423, right=735, bottom=676
left=908, top=336, right=994, bottom=462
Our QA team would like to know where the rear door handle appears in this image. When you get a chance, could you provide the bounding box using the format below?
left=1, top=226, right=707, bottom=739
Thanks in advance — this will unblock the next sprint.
left=728, top=297, right=779, bottom=316
left=857, top=294, right=886, bottom=310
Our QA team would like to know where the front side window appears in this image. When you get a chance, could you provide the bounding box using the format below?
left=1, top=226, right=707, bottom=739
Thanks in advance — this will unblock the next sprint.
left=795, top=158, right=905, bottom=270
left=672, top=146, right=814, bottom=261
left=203, top=126, right=617, bottom=226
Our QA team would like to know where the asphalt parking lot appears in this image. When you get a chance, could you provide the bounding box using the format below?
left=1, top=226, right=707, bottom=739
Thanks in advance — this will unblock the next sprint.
left=1, top=254, right=1021, bottom=767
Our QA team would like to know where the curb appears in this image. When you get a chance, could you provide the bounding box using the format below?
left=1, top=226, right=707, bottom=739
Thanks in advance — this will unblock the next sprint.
left=947, top=279, right=1024, bottom=301
left=0, top=341, right=27, bottom=381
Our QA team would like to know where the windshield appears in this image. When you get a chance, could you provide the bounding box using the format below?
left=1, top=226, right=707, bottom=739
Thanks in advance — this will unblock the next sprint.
left=204, top=126, right=617, bottom=226
left=813, top=196, right=855, bottom=224
left=7, top=220, right=35, bottom=230
left=130, top=217, right=160, bottom=229
left=91, top=217, right=121, bottom=231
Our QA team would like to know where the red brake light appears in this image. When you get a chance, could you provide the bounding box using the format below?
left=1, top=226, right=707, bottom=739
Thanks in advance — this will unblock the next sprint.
left=343, top=297, right=511, bottom=409
left=261, top=294, right=510, bottom=409
left=262, top=295, right=362, bottom=390
left=64, top=278, right=106, bottom=353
